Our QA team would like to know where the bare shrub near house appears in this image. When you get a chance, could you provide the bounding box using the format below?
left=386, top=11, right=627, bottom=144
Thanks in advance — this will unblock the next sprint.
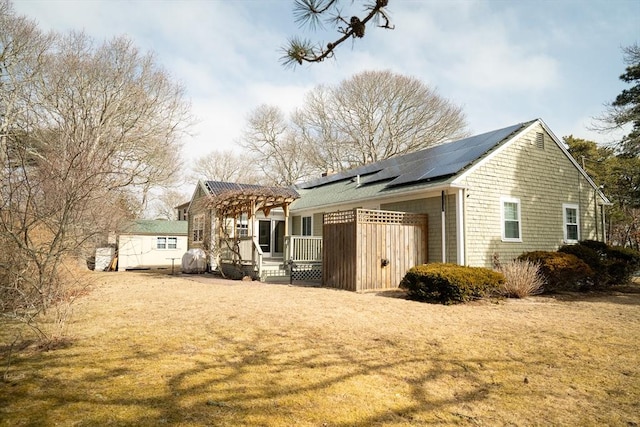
left=496, top=259, right=545, bottom=298
left=0, top=0, right=191, bottom=341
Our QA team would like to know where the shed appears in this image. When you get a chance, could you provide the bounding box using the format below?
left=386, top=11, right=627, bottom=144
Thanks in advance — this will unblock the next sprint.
left=117, top=220, right=188, bottom=271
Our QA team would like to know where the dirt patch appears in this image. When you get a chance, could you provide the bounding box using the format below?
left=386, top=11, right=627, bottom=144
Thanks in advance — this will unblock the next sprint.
left=1, top=271, right=639, bottom=426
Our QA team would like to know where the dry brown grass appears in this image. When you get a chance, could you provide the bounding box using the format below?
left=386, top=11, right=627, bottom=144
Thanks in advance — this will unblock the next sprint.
left=1, top=271, right=640, bottom=426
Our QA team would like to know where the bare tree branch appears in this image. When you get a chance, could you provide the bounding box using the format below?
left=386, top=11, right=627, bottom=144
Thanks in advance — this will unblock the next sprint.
left=0, top=1, right=192, bottom=340
left=292, top=70, right=468, bottom=172
left=239, top=104, right=314, bottom=186
left=190, top=149, right=260, bottom=184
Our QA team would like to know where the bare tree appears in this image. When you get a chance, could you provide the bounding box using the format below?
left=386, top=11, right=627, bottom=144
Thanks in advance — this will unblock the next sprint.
left=281, top=0, right=393, bottom=67
left=292, top=70, right=469, bottom=172
left=148, top=188, right=190, bottom=220
left=239, top=104, right=314, bottom=186
left=0, top=1, right=191, bottom=341
left=190, top=149, right=260, bottom=184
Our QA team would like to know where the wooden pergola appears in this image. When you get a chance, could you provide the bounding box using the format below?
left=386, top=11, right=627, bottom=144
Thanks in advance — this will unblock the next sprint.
left=202, top=182, right=300, bottom=278
left=203, top=182, right=300, bottom=237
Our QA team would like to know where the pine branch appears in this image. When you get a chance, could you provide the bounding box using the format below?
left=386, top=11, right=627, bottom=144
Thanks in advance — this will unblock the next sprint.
left=281, top=0, right=393, bottom=68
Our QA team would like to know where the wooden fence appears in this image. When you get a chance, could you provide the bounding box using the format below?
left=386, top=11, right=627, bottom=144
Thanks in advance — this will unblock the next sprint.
left=323, top=209, right=428, bottom=292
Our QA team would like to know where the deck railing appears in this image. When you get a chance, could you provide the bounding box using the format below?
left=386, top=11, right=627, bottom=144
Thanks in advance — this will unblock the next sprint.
left=285, top=236, right=323, bottom=262
left=219, top=235, right=322, bottom=278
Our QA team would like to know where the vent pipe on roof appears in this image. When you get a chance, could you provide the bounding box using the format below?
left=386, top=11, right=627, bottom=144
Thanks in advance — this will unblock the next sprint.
left=356, top=175, right=360, bottom=185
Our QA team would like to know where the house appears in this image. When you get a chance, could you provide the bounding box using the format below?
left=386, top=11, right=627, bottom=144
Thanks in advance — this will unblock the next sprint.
left=187, top=118, right=609, bottom=289
left=186, top=180, right=300, bottom=279
left=117, top=219, right=188, bottom=271
left=175, top=202, right=189, bottom=221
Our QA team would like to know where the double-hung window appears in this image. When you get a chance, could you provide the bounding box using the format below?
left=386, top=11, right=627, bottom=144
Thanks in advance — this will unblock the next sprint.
left=157, top=237, right=178, bottom=249
left=563, top=204, right=579, bottom=243
left=193, top=214, right=205, bottom=243
left=302, top=216, right=312, bottom=236
left=501, top=197, right=522, bottom=242
left=236, top=223, right=249, bottom=237
left=157, top=237, right=167, bottom=249
left=167, top=237, right=177, bottom=249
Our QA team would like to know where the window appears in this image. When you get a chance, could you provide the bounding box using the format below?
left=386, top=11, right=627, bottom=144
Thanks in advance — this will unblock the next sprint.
left=157, top=237, right=166, bottom=249
left=167, top=237, right=177, bottom=249
left=193, top=214, right=204, bottom=242
left=563, top=204, right=579, bottom=243
left=157, top=237, right=178, bottom=249
left=236, top=223, right=249, bottom=237
left=501, top=197, right=522, bottom=242
left=302, top=216, right=312, bottom=236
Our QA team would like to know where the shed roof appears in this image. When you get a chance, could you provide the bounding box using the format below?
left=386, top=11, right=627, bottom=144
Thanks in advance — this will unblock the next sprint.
left=120, top=220, right=188, bottom=235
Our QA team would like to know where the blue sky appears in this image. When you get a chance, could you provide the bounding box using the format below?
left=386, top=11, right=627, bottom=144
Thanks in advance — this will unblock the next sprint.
left=12, top=0, right=640, bottom=163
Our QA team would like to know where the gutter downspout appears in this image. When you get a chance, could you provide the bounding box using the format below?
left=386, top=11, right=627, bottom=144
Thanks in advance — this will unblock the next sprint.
left=441, top=191, right=446, bottom=263
left=456, top=188, right=465, bottom=265
left=602, top=204, right=607, bottom=244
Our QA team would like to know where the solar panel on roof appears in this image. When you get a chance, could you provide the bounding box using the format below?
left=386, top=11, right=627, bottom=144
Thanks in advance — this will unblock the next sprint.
left=297, top=121, right=528, bottom=190
left=384, top=123, right=526, bottom=186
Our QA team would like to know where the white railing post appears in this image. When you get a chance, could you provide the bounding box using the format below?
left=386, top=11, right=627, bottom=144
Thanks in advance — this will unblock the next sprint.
left=290, top=236, right=322, bottom=262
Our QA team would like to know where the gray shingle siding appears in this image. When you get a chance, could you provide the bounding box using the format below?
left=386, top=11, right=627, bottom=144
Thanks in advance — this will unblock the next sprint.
left=458, top=123, right=603, bottom=267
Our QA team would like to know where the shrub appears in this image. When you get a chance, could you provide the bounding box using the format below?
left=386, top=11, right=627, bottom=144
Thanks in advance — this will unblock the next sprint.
left=601, top=245, right=640, bottom=286
left=497, top=259, right=545, bottom=298
left=558, top=243, right=604, bottom=288
left=559, top=240, right=640, bottom=287
left=517, top=251, right=593, bottom=292
left=399, top=263, right=504, bottom=305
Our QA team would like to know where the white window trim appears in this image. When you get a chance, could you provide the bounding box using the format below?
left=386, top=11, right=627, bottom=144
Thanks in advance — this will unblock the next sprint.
left=193, top=214, right=205, bottom=243
left=501, top=196, right=522, bottom=242
left=157, top=236, right=178, bottom=250
left=563, top=203, right=580, bottom=243
left=302, top=216, right=312, bottom=236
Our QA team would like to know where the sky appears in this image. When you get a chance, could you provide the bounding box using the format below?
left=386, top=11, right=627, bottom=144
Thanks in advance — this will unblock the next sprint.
left=11, top=0, right=640, bottom=166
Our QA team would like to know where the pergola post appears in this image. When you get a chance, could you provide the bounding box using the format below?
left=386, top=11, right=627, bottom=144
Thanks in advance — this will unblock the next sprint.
left=283, top=203, right=290, bottom=261
left=250, top=199, right=256, bottom=266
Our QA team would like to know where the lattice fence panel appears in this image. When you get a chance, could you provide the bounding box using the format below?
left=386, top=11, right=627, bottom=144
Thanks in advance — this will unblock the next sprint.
left=291, top=263, right=322, bottom=282
left=357, top=209, right=426, bottom=225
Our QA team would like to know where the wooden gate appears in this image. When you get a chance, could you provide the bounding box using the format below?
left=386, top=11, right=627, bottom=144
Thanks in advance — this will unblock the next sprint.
left=323, top=209, right=428, bottom=292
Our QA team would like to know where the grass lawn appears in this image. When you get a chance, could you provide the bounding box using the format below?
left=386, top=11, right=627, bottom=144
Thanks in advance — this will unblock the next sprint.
left=1, top=271, right=639, bottom=426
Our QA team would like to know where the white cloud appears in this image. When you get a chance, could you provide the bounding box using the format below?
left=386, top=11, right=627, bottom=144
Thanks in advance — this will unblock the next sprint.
left=10, top=0, right=638, bottom=170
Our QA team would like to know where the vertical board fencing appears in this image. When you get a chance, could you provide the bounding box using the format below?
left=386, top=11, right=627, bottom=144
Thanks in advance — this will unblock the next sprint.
left=323, top=209, right=428, bottom=292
